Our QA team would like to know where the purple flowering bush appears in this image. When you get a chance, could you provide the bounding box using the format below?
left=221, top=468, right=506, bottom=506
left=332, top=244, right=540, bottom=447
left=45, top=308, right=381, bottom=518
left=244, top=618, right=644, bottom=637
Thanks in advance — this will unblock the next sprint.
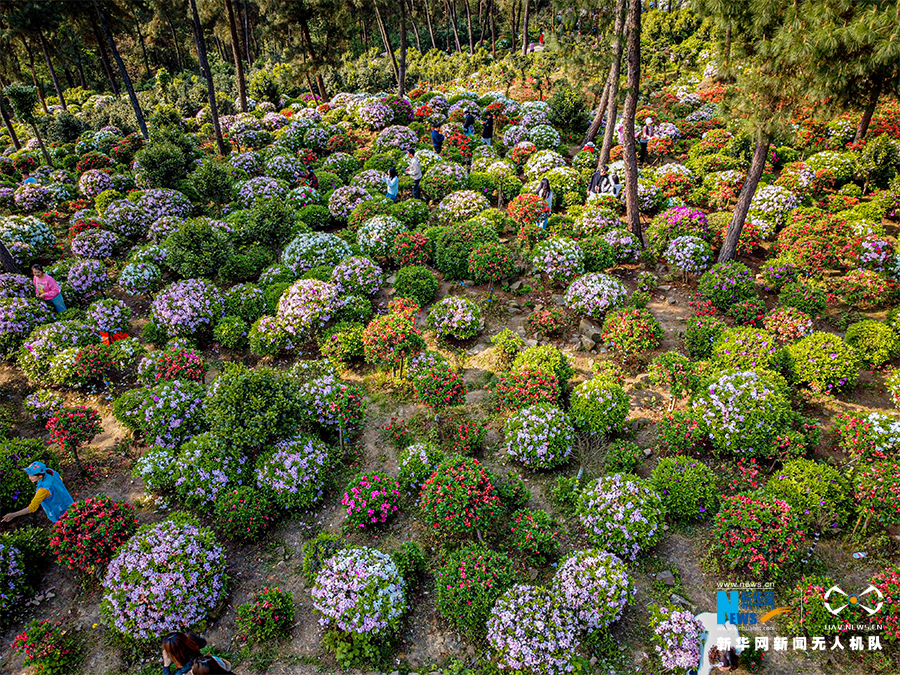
left=71, top=228, right=120, bottom=259
left=0, top=297, right=53, bottom=358
left=0, top=215, right=55, bottom=262
left=435, top=191, right=491, bottom=226
left=486, top=584, right=580, bottom=675
left=665, top=235, right=712, bottom=275
left=532, top=237, right=584, bottom=284
left=649, top=604, right=705, bottom=672
left=577, top=474, right=665, bottom=561
left=283, top=232, right=352, bottom=274
left=576, top=207, right=621, bottom=237
left=151, top=279, right=224, bottom=338
left=374, top=125, right=419, bottom=153
left=564, top=273, right=628, bottom=318
left=101, top=515, right=228, bottom=641
left=328, top=186, right=372, bottom=220
left=13, top=184, right=54, bottom=212
left=78, top=169, right=114, bottom=198
left=238, top=176, right=288, bottom=208
left=602, top=227, right=641, bottom=263
left=0, top=543, right=26, bottom=618
left=174, top=433, right=246, bottom=508
left=331, top=257, right=383, bottom=296
left=0, top=273, right=32, bottom=299
left=255, top=435, right=332, bottom=511
left=711, top=327, right=779, bottom=370
left=551, top=549, right=632, bottom=631
left=296, top=374, right=365, bottom=437
left=103, top=199, right=149, bottom=239
left=86, top=298, right=132, bottom=334
left=698, top=260, right=757, bottom=310
left=428, top=296, right=482, bottom=340
left=504, top=403, right=574, bottom=470
left=647, top=206, right=711, bottom=256
left=18, top=320, right=99, bottom=382
left=785, top=331, right=860, bottom=393
left=114, top=379, right=207, bottom=448
left=275, top=279, right=340, bottom=338
left=67, top=258, right=110, bottom=299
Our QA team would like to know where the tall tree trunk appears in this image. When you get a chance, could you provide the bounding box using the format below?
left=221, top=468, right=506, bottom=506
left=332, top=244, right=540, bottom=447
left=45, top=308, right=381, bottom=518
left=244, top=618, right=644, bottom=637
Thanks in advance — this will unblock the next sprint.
left=74, top=45, right=87, bottom=89
left=304, top=69, right=316, bottom=97
left=64, top=68, right=75, bottom=89
left=30, top=122, right=52, bottom=167
left=445, top=0, right=462, bottom=52
left=188, top=0, right=227, bottom=154
left=135, top=21, right=152, bottom=79
left=224, top=0, right=248, bottom=112
left=463, top=0, right=474, bottom=54
left=361, top=18, right=369, bottom=49
left=521, top=0, right=530, bottom=55
left=478, top=0, right=487, bottom=47
left=719, top=133, right=769, bottom=262
left=298, top=18, right=327, bottom=100
left=511, top=0, right=520, bottom=54
left=39, top=33, right=68, bottom=111
left=166, top=17, right=184, bottom=73
left=0, top=89, right=20, bottom=150
left=94, top=0, right=149, bottom=139
left=408, top=0, right=422, bottom=52
left=0, top=240, right=20, bottom=274
left=23, top=41, right=49, bottom=114
left=723, top=24, right=731, bottom=72
left=398, top=0, right=408, bottom=95
left=92, top=17, right=120, bottom=95
left=582, top=77, right=611, bottom=147
left=374, top=4, right=400, bottom=81
left=423, top=0, right=437, bottom=50
left=600, top=0, right=626, bottom=165
left=489, top=0, right=496, bottom=57
left=241, top=0, right=253, bottom=64
left=855, top=81, right=882, bottom=143
left=621, top=0, right=642, bottom=246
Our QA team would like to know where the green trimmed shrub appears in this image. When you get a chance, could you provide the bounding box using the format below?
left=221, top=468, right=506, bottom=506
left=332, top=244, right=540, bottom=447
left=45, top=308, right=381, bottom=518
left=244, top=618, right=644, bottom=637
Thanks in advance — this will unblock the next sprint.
left=651, top=456, right=719, bottom=522
left=683, top=315, right=725, bottom=359
left=844, top=320, right=899, bottom=367
left=698, top=260, right=756, bottom=310
left=570, top=378, right=629, bottom=435
left=511, top=345, right=574, bottom=385
left=778, top=282, right=827, bottom=317
left=786, top=331, right=859, bottom=392
left=394, top=265, right=439, bottom=307
left=213, top=315, right=249, bottom=349
left=765, top=459, right=852, bottom=529
left=604, top=440, right=643, bottom=474
left=711, top=327, right=779, bottom=370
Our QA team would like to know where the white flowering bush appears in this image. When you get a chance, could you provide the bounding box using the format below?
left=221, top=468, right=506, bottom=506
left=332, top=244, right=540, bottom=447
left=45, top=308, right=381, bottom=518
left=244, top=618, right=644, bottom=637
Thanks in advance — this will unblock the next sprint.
left=532, top=237, right=584, bottom=283
left=527, top=124, right=561, bottom=150
left=748, top=185, right=800, bottom=238
left=422, top=161, right=468, bottom=202
left=100, top=516, right=227, bottom=641
left=504, top=403, right=574, bottom=470
left=577, top=474, right=665, bottom=561
left=374, top=125, right=419, bottom=153
left=570, top=378, right=630, bottom=435
left=282, top=232, right=352, bottom=274
left=576, top=207, right=621, bottom=236
left=503, top=124, right=528, bottom=147
left=805, top=150, right=857, bottom=184
left=311, top=547, right=406, bottom=635
left=428, top=296, right=482, bottom=340
left=564, top=273, right=628, bottom=318
left=542, top=166, right=581, bottom=197
left=119, top=262, right=162, bottom=295
left=665, top=235, right=713, bottom=275
left=435, top=190, right=490, bottom=225
left=328, top=185, right=371, bottom=220
left=486, top=584, right=579, bottom=675
left=0, top=215, right=55, bottom=262
left=286, top=184, right=320, bottom=210
left=525, top=150, right=567, bottom=181
left=275, top=279, right=341, bottom=338
left=357, top=216, right=406, bottom=260
left=551, top=549, right=631, bottom=631
left=255, top=435, right=332, bottom=511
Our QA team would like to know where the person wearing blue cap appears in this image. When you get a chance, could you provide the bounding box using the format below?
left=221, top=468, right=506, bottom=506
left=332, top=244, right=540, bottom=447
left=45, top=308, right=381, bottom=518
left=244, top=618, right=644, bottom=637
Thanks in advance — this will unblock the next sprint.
left=1, top=461, right=74, bottom=524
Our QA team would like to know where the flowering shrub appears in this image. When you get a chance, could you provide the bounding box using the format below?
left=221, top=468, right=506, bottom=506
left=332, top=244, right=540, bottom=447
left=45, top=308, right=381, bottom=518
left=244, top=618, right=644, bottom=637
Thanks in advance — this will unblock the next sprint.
left=785, top=331, right=859, bottom=392
left=562, top=272, right=628, bottom=319
left=602, top=309, right=664, bottom=359
left=486, top=584, right=579, bottom=675
left=649, top=605, right=704, bottom=673
left=50, top=495, right=137, bottom=574
left=275, top=279, right=340, bottom=339
left=151, top=279, right=223, bottom=339
left=118, top=262, right=162, bottom=295
left=601, top=227, right=641, bottom=263
left=651, top=456, right=718, bottom=522
left=835, top=269, right=896, bottom=309
left=711, top=327, right=778, bottom=370
left=331, top=257, right=383, bottom=296
left=363, top=308, right=425, bottom=373
left=764, top=307, right=813, bottom=343
left=748, top=185, right=800, bottom=237
left=552, top=549, right=631, bottom=631
left=781, top=576, right=845, bottom=637
left=67, top=258, right=110, bottom=298
left=577, top=474, right=665, bottom=560
left=698, top=260, right=756, bottom=309
left=504, top=404, right=574, bottom=470
left=570, top=378, right=629, bottom=435
left=532, top=237, right=584, bottom=283
left=647, top=207, right=711, bottom=257
left=392, top=231, right=431, bottom=266
left=854, top=461, right=900, bottom=529
left=0, top=297, right=53, bottom=358
left=779, top=281, right=827, bottom=317
left=11, top=619, right=81, bottom=675
left=70, top=228, right=119, bottom=259
left=46, top=406, right=102, bottom=467
left=711, top=495, right=806, bottom=578
left=18, top=320, right=99, bottom=383
left=113, top=379, right=206, bottom=448
left=397, top=443, right=443, bottom=498
left=374, top=125, right=419, bottom=153
left=236, top=587, right=294, bottom=644
left=435, top=544, right=515, bottom=640
left=356, top=216, right=406, bottom=260
left=665, top=236, right=712, bottom=275
left=428, top=296, right=482, bottom=340
left=436, top=190, right=490, bottom=225
left=213, top=486, right=273, bottom=541
left=409, top=352, right=466, bottom=411
left=101, top=516, right=228, bottom=640
left=524, top=149, right=567, bottom=180
left=255, top=435, right=332, bottom=512
left=283, top=232, right=352, bottom=274
left=84, top=298, right=131, bottom=335
left=419, top=455, right=500, bottom=538
left=328, top=185, right=371, bottom=220
left=238, top=176, right=287, bottom=208
left=422, top=161, right=468, bottom=202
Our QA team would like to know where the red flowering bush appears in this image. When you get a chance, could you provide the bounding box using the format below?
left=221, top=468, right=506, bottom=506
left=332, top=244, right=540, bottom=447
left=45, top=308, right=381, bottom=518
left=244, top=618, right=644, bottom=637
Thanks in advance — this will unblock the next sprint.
left=854, top=461, right=900, bottom=529
left=50, top=495, right=138, bottom=574
left=214, top=486, right=274, bottom=540
left=527, top=306, right=569, bottom=337
left=711, top=217, right=762, bottom=257
left=110, top=133, right=144, bottom=164
left=419, top=456, right=500, bottom=538
left=362, top=306, right=426, bottom=375
left=46, top=406, right=103, bottom=470
left=648, top=136, right=674, bottom=158
left=445, top=131, right=473, bottom=161
left=152, top=347, right=208, bottom=382
left=657, top=411, right=707, bottom=456
left=711, top=495, right=806, bottom=579
left=495, top=365, right=561, bottom=411
left=342, top=471, right=401, bottom=528
left=76, top=152, right=113, bottom=174
left=68, top=217, right=103, bottom=239
left=516, top=222, right=548, bottom=248
left=511, top=144, right=536, bottom=166
left=507, top=193, right=550, bottom=226
left=410, top=359, right=466, bottom=411
left=654, top=171, right=693, bottom=199
left=468, top=242, right=517, bottom=286
left=73, top=345, right=114, bottom=384
left=509, top=508, right=558, bottom=561
left=834, top=270, right=896, bottom=309
left=451, top=420, right=486, bottom=455
left=11, top=619, right=81, bottom=675
left=869, top=567, right=900, bottom=642
left=236, top=587, right=295, bottom=643
left=392, top=231, right=432, bottom=266
left=602, top=309, right=664, bottom=360
left=327, top=133, right=353, bottom=154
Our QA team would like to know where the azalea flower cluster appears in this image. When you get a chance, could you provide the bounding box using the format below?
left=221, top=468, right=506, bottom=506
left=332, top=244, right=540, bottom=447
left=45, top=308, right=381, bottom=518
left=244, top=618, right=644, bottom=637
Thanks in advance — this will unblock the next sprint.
left=564, top=272, right=628, bottom=318
left=255, top=435, right=332, bottom=511
left=427, top=296, right=482, bottom=340
left=504, top=403, right=574, bottom=470
left=342, top=472, right=401, bottom=528
left=70, top=228, right=119, bottom=259
left=152, top=279, right=224, bottom=338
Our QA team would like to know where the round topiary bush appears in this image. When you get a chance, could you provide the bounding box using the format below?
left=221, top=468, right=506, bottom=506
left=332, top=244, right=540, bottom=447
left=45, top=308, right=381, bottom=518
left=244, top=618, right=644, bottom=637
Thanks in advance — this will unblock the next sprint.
left=0, top=298, right=53, bottom=359
left=698, top=260, right=756, bottom=310
left=778, top=281, right=827, bottom=317
left=49, top=495, right=138, bottom=575
left=394, top=265, right=439, bottom=307
left=511, top=345, right=574, bottom=385
left=101, top=515, right=227, bottom=640
left=711, top=327, right=779, bottom=370
left=419, top=455, right=500, bottom=539
left=551, top=549, right=632, bottom=631
left=397, top=443, right=444, bottom=499
left=151, top=278, right=224, bottom=339
left=763, top=307, right=813, bottom=343
left=214, top=486, right=274, bottom=541
left=331, top=257, right=383, bottom=297
left=765, top=459, right=851, bottom=529
left=275, top=279, right=341, bottom=339
left=563, top=273, right=628, bottom=318
left=569, top=377, right=629, bottom=435
left=694, top=369, right=793, bottom=458
left=255, top=435, right=332, bottom=512
left=531, top=237, right=584, bottom=284
left=786, top=331, right=859, bottom=392
left=577, top=474, right=665, bottom=560
left=341, top=472, right=401, bottom=529
left=781, top=575, right=841, bottom=637
left=495, top=364, right=561, bottom=410
left=844, top=320, right=899, bottom=368
left=503, top=403, right=574, bottom=470
left=650, top=456, right=719, bottom=522
left=853, top=460, right=900, bottom=528
left=711, top=495, right=806, bottom=579
left=601, top=309, right=664, bottom=359
left=428, top=296, right=482, bottom=340
left=435, top=543, right=515, bottom=641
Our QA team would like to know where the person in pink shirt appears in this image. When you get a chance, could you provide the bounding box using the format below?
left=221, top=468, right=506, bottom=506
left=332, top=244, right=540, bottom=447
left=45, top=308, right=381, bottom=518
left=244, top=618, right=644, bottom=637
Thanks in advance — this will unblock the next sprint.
left=31, top=264, right=66, bottom=313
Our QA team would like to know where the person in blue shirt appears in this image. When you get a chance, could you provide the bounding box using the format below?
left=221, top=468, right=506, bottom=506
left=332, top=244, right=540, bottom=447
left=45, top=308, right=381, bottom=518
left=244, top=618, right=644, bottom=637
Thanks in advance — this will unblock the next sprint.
left=431, top=124, right=444, bottom=154
left=162, top=633, right=206, bottom=675
left=1, top=461, right=73, bottom=524
left=385, top=167, right=399, bottom=202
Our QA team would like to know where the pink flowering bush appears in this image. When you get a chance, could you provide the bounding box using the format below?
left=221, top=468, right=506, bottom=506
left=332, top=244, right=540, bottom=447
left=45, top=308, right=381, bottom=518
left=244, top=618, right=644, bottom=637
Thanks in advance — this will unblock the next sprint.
left=764, top=306, right=813, bottom=343
left=100, top=515, right=228, bottom=641
left=342, top=472, right=401, bottom=528
left=649, top=604, right=705, bottom=672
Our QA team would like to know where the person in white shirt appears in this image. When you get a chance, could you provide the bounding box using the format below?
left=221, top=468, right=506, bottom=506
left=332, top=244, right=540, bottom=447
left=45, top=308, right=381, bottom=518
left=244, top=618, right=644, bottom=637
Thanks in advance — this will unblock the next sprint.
left=406, top=149, right=422, bottom=200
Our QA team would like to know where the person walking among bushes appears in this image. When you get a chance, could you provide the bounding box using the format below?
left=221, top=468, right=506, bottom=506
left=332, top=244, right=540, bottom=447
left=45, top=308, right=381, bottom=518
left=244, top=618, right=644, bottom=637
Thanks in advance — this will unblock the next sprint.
left=431, top=123, right=445, bottom=154
left=463, top=109, right=476, bottom=135
left=305, top=165, right=319, bottom=189
left=481, top=112, right=494, bottom=146
left=406, top=149, right=422, bottom=199
left=385, top=167, right=399, bottom=202
left=536, top=178, right=553, bottom=229
left=1, top=461, right=73, bottom=524
left=31, top=264, right=66, bottom=313
left=639, top=116, right=656, bottom=164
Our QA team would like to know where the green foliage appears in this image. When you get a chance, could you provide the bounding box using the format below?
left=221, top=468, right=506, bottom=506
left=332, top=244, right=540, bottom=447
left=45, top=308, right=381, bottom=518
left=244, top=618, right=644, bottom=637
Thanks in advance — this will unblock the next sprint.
left=136, top=136, right=194, bottom=188
left=163, top=218, right=231, bottom=278
left=548, top=84, right=587, bottom=132
left=297, top=205, right=331, bottom=230
left=765, top=459, right=851, bottom=528
left=511, top=345, right=574, bottom=384
left=493, top=468, right=531, bottom=509
left=248, top=69, right=282, bottom=106
left=857, top=134, right=899, bottom=189
left=319, top=322, right=366, bottom=364
left=236, top=587, right=294, bottom=643
left=781, top=575, right=839, bottom=637
left=214, top=486, right=272, bottom=540
left=4, top=83, right=40, bottom=124
left=188, top=159, right=235, bottom=205
left=391, top=542, right=427, bottom=587
left=219, top=245, right=273, bottom=285
left=785, top=331, right=859, bottom=392
left=491, top=328, right=524, bottom=368
left=651, top=456, right=719, bottom=522
left=604, top=440, right=644, bottom=474
left=711, top=327, right=778, bottom=370
left=434, top=225, right=498, bottom=280
left=570, top=378, right=630, bottom=435
left=683, top=314, right=725, bottom=359
left=11, top=618, right=82, bottom=675
left=844, top=320, right=899, bottom=367
left=240, top=200, right=302, bottom=248
left=698, top=261, right=756, bottom=310
left=778, top=281, right=827, bottom=317
left=509, top=508, right=558, bottom=562
left=394, top=265, right=439, bottom=306
left=581, top=236, right=617, bottom=272
left=649, top=351, right=699, bottom=399
left=300, top=532, right=342, bottom=584
left=549, top=475, right=582, bottom=514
